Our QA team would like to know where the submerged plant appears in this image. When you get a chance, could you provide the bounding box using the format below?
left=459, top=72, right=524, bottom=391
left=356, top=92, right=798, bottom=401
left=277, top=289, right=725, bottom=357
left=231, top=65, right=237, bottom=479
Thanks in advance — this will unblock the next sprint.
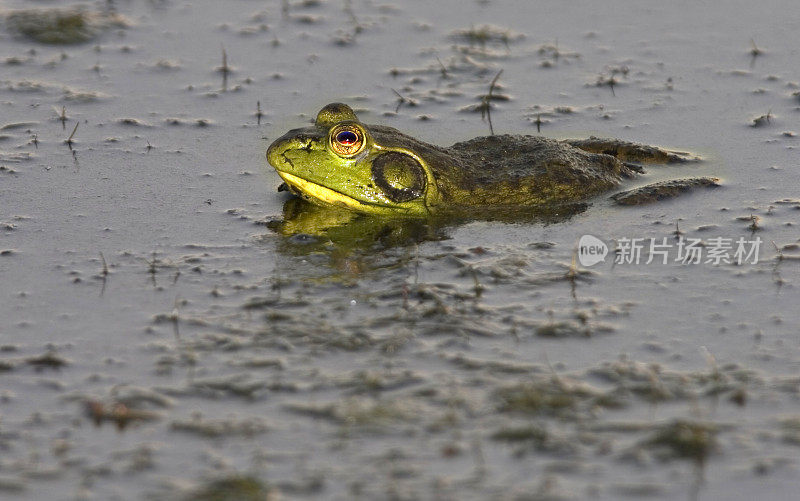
left=6, top=8, right=127, bottom=44
left=643, top=419, right=718, bottom=463
left=186, top=474, right=274, bottom=501
left=496, top=376, right=624, bottom=418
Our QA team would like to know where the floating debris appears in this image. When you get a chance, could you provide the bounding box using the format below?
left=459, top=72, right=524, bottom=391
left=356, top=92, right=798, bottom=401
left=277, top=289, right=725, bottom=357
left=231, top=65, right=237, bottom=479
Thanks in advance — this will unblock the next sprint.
left=62, top=87, right=110, bottom=102
left=749, top=38, right=764, bottom=60
left=117, top=118, right=152, bottom=127
left=0, top=122, right=38, bottom=131
left=25, top=351, right=69, bottom=369
left=85, top=399, right=161, bottom=429
left=171, top=414, right=269, bottom=438
left=751, top=110, right=772, bottom=127
left=0, top=151, right=34, bottom=163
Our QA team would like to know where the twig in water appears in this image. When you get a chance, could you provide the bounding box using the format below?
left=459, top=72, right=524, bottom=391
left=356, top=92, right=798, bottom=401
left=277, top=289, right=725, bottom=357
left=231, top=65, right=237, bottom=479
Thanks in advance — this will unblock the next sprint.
left=146, top=251, right=158, bottom=287
left=772, top=240, right=783, bottom=261
left=256, top=101, right=264, bottom=125
left=436, top=56, right=449, bottom=79
left=343, top=0, right=362, bottom=34
left=391, top=89, right=416, bottom=113
left=567, top=247, right=578, bottom=280
left=170, top=297, right=181, bottom=339
left=99, top=252, right=109, bottom=296
left=65, top=122, right=79, bottom=149
left=673, top=219, right=684, bottom=238
left=58, top=106, right=67, bottom=130
left=219, top=45, right=230, bottom=91
left=480, top=69, right=503, bottom=135
left=748, top=213, right=760, bottom=232
left=607, top=77, right=616, bottom=96
left=468, top=266, right=484, bottom=299
left=99, top=252, right=109, bottom=277
left=749, top=38, right=763, bottom=66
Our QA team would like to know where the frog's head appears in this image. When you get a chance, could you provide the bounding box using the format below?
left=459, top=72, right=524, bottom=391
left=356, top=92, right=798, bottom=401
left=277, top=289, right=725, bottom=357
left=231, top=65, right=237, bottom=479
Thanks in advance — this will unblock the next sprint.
left=266, top=103, right=439, bottom=217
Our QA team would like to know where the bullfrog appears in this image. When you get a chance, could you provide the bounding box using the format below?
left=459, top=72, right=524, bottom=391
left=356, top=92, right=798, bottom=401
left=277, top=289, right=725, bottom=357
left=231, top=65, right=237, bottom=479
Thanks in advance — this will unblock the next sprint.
left=266, top=103, right=718, bottom=218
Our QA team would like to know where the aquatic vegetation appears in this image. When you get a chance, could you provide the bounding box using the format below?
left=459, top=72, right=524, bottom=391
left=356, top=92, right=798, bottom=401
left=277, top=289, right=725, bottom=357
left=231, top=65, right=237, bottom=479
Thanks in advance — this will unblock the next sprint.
left=778, top=416, right=800, bottom=446
left=490, top=425, right=577, bottom=456
left=25, top=350, right=69, bottom=369
left=448, top=24, right=522, bottom=48
left=185, top=474, right=274, bottom=501
left=285, top=397, right=413, bottom=429
left=534, top=319, right=595, bottom=338
left=496, top=377, right=624, bottom=418
left=6, top=7, right=128, bottom=44
left=491, top=425, right=548, bottom=445
left=0, top=151, right=34, bottom=163
left=589, top=358, right=757, bottom=404
left=641, top=419, right=718, bottom=462
left=171, top=415, right=269, bottom=438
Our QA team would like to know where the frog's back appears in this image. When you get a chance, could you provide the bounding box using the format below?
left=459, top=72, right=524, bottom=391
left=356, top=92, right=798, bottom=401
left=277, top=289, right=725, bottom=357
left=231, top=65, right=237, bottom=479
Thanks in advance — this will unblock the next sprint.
left=435, top=134, right=635, bottom=209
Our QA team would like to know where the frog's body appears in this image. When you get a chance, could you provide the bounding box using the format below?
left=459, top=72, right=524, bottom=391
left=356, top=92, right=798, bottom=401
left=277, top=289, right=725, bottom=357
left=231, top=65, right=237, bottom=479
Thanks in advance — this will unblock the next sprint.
left=266, top=103, right=717, bottom=217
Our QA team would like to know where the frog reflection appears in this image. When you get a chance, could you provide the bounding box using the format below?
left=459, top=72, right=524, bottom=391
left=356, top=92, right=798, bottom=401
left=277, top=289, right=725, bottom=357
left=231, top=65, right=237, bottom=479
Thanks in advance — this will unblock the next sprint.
left=265, top=196, right=588, bottom=260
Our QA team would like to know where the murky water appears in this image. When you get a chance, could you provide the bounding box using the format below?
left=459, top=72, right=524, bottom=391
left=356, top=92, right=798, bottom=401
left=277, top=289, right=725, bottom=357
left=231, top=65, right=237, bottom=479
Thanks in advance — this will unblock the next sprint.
left=1, top=0, right=799, bottom=499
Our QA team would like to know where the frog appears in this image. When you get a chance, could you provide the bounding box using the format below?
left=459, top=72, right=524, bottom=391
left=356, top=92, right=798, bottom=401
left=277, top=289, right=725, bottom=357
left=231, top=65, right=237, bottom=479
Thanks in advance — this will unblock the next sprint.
left=266, top=103, right=718, bottom=218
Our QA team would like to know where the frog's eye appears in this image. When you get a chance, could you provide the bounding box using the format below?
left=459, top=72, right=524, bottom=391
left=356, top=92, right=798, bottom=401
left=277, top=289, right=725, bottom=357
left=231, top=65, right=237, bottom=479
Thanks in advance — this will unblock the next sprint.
left=329, top=124, right=365, bottom=156
left=371, top=152, right=426, bottom=203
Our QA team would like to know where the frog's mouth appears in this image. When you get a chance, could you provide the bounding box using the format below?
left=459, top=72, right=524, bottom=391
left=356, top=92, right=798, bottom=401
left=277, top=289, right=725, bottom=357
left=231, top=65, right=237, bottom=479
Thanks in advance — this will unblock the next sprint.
left=277, top=171, right=371, bottom=211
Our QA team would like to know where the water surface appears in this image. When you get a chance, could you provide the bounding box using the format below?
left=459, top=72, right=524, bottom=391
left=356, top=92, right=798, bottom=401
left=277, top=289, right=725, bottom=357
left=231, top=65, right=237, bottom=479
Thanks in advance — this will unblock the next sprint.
left=1, top=0, right=799, bottom=499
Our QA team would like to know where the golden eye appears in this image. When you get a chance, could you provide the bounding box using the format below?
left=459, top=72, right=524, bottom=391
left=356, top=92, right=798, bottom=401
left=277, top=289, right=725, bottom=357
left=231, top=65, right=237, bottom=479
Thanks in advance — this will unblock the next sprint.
left=371, top=152, right=426, bottom=203
left=330, top=124, right=365, bottom=156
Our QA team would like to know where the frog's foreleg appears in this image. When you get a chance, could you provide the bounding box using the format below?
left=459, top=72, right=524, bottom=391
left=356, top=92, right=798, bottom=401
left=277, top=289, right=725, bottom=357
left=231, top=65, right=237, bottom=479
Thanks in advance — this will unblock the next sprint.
left=611, top=177, right=720, bottom=205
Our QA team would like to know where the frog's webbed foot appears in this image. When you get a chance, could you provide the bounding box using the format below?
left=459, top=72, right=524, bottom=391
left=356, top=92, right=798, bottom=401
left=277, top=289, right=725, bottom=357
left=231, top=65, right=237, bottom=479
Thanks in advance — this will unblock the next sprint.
left=567, top=137, right=699, bottom=164
left=611, top=177, right=719, bottom=206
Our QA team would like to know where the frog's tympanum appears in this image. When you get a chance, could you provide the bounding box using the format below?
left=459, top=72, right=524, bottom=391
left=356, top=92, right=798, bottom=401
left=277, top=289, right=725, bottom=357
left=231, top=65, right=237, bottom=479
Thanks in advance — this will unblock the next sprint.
left=266, top=103, right=717, bottom=218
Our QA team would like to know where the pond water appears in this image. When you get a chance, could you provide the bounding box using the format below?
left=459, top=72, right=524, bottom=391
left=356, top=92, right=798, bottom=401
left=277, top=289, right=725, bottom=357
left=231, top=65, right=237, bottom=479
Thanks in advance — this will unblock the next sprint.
left=1, top=0, right=799, bottom=499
